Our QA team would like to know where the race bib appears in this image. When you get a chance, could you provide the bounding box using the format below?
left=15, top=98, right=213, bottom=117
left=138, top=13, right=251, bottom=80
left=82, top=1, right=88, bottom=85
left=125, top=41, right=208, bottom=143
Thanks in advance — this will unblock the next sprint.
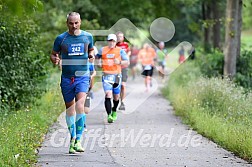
left=106, top=54, right=115, bottom=58
left=68, top=43, right=84, bottom=56
left=144, top=65, right=152, bottom=70
left=103, top=74, right=115, bottom=84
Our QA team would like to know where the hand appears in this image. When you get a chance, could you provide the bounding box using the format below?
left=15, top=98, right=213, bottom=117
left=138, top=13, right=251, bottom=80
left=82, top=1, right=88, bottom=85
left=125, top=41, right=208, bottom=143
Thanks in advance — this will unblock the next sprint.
left=54, top=54, right=61, bottom=65
left=88, top=54, right=94, bottom=59
left=88, top=54, right=95, bottom=63
left=50, top=54, right=60, bottom=65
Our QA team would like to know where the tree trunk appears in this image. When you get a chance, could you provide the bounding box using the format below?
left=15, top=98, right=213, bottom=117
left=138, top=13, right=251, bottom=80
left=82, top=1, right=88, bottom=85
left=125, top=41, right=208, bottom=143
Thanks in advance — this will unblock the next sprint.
left=202, top=1, right=211, bottom=51
left=236, top=0, right=243, bottom=59
left=223, top=0, right=241, bottom=79
left=212, top=0, right=221, bottom=50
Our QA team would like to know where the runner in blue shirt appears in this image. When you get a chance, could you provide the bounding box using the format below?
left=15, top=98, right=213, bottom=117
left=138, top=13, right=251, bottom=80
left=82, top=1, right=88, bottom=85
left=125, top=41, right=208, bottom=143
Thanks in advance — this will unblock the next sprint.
left=50, top=12, right=94, bottom=154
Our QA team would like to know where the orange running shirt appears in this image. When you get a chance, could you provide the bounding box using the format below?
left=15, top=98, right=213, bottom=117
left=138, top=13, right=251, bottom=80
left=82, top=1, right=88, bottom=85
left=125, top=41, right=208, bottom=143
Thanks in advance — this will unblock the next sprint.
left=138, top=47, right=156, bottom=66
left=101, top=46, right=122, bottom=74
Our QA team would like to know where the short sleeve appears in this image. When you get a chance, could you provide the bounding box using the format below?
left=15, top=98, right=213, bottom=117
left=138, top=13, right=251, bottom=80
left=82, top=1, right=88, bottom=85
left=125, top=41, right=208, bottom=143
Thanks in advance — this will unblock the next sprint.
left=96, top=47, right=103, bottom=58
left=53, top=36, right=62, bottom=52
left=120, top=49, right=128, bottom=60
left=88, top=34, right=94, bottom=51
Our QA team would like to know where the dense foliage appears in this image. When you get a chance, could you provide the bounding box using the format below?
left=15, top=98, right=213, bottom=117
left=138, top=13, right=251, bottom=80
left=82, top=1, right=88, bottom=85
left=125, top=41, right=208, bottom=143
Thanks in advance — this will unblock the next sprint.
left=0, top=0, right=251, bottom=114
left=0, top=16, right=48, bottom=112
left=196, top=48, right=252, bottom=90
left=235, top=50, right=252, bottom=89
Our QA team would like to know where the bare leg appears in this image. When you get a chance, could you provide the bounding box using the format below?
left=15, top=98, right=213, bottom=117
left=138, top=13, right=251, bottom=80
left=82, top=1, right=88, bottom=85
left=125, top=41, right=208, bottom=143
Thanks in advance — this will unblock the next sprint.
left=119, top=82, right=126, bottom=110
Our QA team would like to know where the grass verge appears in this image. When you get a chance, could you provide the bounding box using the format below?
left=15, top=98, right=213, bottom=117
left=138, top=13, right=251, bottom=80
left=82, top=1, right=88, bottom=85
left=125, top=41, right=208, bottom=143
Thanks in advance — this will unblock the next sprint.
left=162, top=61, right=252, bottom=162
left=0, top=72, right=64, bottom=166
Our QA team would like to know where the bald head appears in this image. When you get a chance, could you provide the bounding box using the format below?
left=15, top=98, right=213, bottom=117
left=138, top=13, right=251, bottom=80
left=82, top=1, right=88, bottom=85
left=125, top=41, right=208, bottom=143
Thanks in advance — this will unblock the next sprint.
left=66, top=12, right=81, bottom=35
left=67, top=12, right=81, bottom=22
left=158, top=42, right=165, bottom=49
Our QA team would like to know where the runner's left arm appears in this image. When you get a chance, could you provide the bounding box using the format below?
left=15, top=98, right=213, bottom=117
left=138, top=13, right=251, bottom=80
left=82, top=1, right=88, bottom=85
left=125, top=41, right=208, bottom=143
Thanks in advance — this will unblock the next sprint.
left=119, top=49, right=129, bottom=66
left=88, top=34, right=95, bottom=61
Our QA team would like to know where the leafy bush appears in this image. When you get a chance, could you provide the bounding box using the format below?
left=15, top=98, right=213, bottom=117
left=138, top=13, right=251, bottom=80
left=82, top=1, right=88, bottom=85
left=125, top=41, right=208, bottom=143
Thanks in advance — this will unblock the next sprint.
left=0, top=16, right=48, bottom=112
left=235, top=50, right=252, bottom=89
left=195, top=48, right=224, bottom=78
left=196, top=48, right=252, bottom=90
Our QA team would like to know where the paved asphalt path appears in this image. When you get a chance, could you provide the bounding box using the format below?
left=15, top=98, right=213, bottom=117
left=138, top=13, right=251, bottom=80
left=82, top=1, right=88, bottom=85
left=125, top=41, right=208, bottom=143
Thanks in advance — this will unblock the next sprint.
left=37, top=75, right=252, bottom=167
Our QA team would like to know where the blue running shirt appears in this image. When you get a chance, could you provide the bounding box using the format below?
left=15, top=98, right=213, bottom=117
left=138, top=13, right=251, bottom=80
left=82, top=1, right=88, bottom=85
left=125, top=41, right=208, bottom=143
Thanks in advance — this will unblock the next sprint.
left=53, top=31, right=94, bottom=78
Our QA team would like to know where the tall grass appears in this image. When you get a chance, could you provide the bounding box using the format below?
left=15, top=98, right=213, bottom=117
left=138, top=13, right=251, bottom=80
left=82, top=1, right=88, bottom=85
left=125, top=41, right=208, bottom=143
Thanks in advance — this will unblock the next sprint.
left=163, top=61, right=252, bottom=161
left=0, top=72, right=64, bottom=166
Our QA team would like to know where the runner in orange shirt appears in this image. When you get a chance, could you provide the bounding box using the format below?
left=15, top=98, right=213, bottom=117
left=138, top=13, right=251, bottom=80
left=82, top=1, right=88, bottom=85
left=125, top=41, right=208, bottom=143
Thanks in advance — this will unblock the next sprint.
left=138, top=43, right=156, bottom=92
left=96, top=34, right=129, bottom=123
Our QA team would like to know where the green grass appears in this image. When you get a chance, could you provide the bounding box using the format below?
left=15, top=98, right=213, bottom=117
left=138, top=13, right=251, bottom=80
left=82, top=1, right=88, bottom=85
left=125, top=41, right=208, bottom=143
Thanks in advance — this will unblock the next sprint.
left=187, top=109, right=252, bottom=160
left=0, top=72, right=64, bottom=167
left=163, top=61, right=252, bottom=162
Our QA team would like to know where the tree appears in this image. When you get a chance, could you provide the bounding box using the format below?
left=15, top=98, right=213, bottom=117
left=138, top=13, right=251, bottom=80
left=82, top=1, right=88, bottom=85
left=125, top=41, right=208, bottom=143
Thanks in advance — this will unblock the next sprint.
left=236, top=0, right=243, bottom=59
left=212, top=0, right=222, bottom=49
left=0, top=0, right=43, bottom=16
left=202, top=0, right=212, bottom=51
left=223, top=0, right=243, bottom=79
left=91, top=0, right=154, bottom=28
left=201, top=0, right=225, bottom=51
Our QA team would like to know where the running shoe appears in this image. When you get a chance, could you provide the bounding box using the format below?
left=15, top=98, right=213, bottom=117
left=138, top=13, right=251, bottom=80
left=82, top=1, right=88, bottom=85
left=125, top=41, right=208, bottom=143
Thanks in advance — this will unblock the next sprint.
left=69, top=139, right=76, bottom=154
left=108, top=114, right=114, bottom=123
left=112, top=111, right=117, bottom=121
left=74, top=140, right=84, bottom=152
left=118, top=102, right=125, bottom=110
